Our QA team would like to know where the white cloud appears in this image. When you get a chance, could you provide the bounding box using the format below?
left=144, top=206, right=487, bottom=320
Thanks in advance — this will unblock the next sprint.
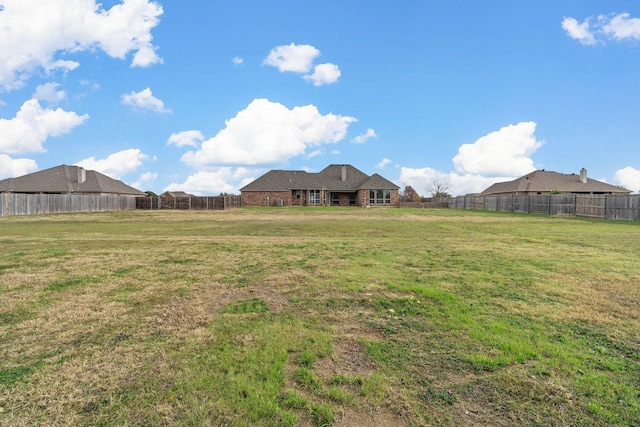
left=167, top=130, right=204, bottom=148
left=303, top=63, right=341, bottom=86
left=452, top=121, right=542, bottom=176
left=139, top=171, right=158, bottom=181
left=397, top=167, right=514, bottom=197
left=48, top=60, right=81, bottom=74
left=351, top=128, right=377, bottom=144
left=563, top=13, right=640, bottom=45
left=130, top=171, right=157, bottom=190
left=232, top=56, right=244, bottom=65
left=601, top=13, right=640, bottom=41
left=307, top=149, right=323, bottom=159
left=397, top=122, right=544, bottom=196
left=398, top=166, right=448, bottom=195
left=0, top=155, right=38, bottom=179
left=0, top=99, right=89, bottom=154
left=131, top=44, right=162, bottom=68
left=75, top=148, right=147, bottom=179
left=164, top=168, right=254, bottom=195
left=33, top=83, right=66, bottom=103
left=376, top=158, right=392, bottom=169
left=0, top=0, right=164, bottom=91
left=561, top=17, right=596, bottom=45
left=121, top=87, right=171, bottom=113
left=263, top=43, right=319, bottom=73
left=446, top=172, right=510, bottom=196
left=181, top=98, right=356, bottom=169
left=263, top=43, right=341, bottom=86
left=614, top=166, right=640, bottom=193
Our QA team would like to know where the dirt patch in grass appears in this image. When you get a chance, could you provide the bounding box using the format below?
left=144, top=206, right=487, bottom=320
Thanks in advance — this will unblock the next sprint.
left=318, top=337, right=410, bottom=427
left=153, top=268, right=308, bottom=336
left=335, top=408, right=410, bottom=427
left=315, top=336, right=376, bottom=378
left=204, top=277, right=301, bottom=316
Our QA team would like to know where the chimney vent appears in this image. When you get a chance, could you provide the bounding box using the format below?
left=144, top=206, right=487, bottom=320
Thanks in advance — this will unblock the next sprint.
left=341, top=165, right=347, bottom=181
left=78, top=167, right=86, bottom=184
left=579, top=168, right=587, bottom=184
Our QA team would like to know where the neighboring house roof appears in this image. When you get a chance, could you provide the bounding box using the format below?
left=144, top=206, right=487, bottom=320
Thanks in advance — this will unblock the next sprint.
left=240, top=164, right=400, bottom=192
left=0, top=165, right=146, bottom=196
left=161, top=191, right=195, bottom=198
left=481, top=169, right=630, bottom=195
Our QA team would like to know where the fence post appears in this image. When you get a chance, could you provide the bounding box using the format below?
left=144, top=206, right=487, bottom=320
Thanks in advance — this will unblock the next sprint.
left=3, top=192, right=9, bottom=216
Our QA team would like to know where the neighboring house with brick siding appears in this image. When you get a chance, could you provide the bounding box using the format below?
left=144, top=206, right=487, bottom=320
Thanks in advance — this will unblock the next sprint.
left=482, top=168, right=630, bottom=195
left=240, top=164, right=400, bottom=207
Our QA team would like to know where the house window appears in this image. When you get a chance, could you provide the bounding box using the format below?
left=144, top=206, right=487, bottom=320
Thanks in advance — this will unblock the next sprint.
left=295, top=190, right=301, bottom=199
left=349, top=194, right=356, bottom=206
left=369, top=189, right=391, bottom=204
left=309, top=190, right=321, bottom=205
left=332, top=193, right=340, bottom=205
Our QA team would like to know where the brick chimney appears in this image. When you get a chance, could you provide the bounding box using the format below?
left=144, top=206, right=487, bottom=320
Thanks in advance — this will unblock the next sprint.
left=341, top=165, right=347, bottom=181
left=580, top=168, right=587, bottom=184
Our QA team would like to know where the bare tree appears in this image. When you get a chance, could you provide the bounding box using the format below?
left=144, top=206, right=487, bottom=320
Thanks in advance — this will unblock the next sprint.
left=426, top=181, right=452, bottom=198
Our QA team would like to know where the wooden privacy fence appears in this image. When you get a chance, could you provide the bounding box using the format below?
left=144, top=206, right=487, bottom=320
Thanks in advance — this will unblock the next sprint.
left=1, top=193, right=138, bottom=216
left=448, top=194, right=640, bottom=221
left=136, top=196, right=241, bottom=211
left=399, top=197, right=451, bottom=209
left=1, top=194, right=242, bottom=216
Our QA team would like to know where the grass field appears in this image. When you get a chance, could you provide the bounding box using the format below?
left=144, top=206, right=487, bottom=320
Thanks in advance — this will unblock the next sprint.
left=0, top=207, right=639, bottom=426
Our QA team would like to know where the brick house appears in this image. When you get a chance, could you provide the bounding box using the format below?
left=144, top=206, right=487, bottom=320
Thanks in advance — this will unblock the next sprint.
left=240, top=164, right=400, bottom=207
left=481, top=168, right=630, bottom=196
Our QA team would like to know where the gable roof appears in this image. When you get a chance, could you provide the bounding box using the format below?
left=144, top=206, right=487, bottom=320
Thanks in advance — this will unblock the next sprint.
left=161, top=191, right=195, bottom=198
left=0, top=165, right=145, bottom=196
left=360, top=173, right=399, bottom=190
left=240, top=164, right=399, bottom=192
left=482, top=169, right=630, bottom=195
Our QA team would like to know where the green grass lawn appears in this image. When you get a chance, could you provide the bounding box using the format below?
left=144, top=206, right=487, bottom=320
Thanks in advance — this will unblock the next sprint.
left=1, top=207, right=639, bottom=426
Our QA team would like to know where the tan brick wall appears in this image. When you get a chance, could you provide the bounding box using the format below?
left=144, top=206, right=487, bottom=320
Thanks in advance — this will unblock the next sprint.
left=359, top=189, right=400, bottom=207
left=242, top=189, right=398, bottom=207
left=241, top=191, right=291, bottom=206
left=391, top=189, right=399, bottom=206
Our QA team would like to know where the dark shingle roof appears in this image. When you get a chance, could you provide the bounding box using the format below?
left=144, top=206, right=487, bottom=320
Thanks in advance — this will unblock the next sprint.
left=0, top=165, right=145, bottom=196
left=240, top=164, right=399, bottom=192
left=482, top=170, right=630, bottom=195
left=239, top=170, right=310, bottom=191
left=360, top=173, right=400, bottom=190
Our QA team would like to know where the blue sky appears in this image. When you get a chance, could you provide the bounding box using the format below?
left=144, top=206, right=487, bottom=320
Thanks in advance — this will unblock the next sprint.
left=1, top=0, right=640, bottom=196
